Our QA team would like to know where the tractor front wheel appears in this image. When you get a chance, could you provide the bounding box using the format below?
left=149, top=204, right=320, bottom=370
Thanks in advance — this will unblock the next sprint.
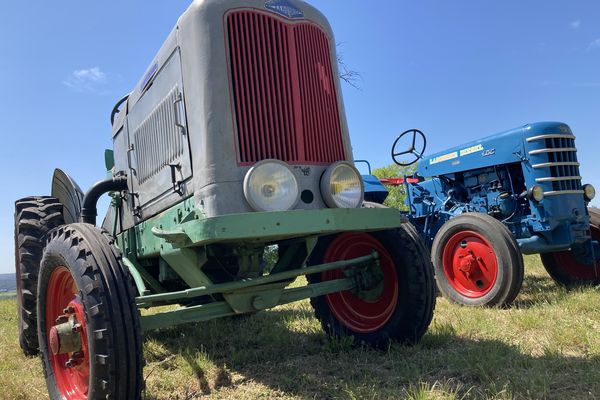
left=431, top=213, right=524, bottom=307
left=540, top=208, right=600, bottom=287
left=307, top=226, right=435, bottom=348
left=37, top=224, right=142, bottom=400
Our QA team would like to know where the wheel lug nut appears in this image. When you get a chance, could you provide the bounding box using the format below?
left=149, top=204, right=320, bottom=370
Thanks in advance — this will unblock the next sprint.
left=65, top=352, right=84, bottom=368
left=63, top=306, right=75, bottom=314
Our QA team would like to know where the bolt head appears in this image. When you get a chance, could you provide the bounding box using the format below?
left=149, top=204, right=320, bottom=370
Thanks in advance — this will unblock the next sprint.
left=63, top=306, right=75, bottom=314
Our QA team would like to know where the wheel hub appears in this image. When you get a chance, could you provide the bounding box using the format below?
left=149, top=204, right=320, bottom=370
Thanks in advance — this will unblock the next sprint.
left=458, top=251, right=486, bottom=277
left=346, top=251, right=385, bottom=301
left=49, top=302, right=84, bottom=367
left=442, top=231, right=498, bottom=297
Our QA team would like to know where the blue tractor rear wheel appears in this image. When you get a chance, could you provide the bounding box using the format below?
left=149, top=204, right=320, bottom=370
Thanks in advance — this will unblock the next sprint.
left=540, top=208, right=600, bottom=288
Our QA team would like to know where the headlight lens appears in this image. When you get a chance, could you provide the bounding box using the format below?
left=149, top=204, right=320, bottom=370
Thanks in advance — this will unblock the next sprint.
left=320, top=162, right=364, bottom=208
left=583, top=184, right=596, bottom=201
left=529, top=185, right=545, bottom=202
left=243, top=160, right=299, bottom=212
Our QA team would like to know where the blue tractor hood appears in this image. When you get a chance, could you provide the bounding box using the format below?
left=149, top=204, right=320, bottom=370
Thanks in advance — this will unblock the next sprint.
left=417, top=122, right=572, bottom=177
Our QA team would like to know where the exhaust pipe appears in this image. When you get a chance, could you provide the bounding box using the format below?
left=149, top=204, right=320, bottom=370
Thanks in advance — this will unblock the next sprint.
left=80, top=176, right=128, bottom=225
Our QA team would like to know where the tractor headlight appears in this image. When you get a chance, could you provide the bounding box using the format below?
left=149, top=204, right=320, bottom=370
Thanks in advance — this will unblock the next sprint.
left=320, top=161, right=364, bottom=208
left=529, top=185, right=545, bottom=203
left=583, top=184, right=596, bottom=202
left=243, top=160, right=299, bottom=212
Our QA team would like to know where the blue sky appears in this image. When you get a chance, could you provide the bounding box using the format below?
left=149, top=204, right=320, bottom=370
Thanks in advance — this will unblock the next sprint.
left=1, top=1, right=599, bottom=273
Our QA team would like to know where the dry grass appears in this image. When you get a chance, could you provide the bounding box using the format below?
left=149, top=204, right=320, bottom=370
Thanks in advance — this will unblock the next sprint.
left=0, top=256, right=599, bottom=399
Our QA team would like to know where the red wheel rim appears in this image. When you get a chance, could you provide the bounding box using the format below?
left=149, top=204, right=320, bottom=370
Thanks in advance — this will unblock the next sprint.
left=550, top=225, right=600, bottom=280
left=321, top=233, right=398, bottom=333
left=46, top=267, right=90, bottom=399
left=442, top=231, right=498, bottom=298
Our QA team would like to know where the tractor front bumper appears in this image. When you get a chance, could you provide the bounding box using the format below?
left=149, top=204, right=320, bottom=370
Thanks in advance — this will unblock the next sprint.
left=137, top=205, right=407, bottom=256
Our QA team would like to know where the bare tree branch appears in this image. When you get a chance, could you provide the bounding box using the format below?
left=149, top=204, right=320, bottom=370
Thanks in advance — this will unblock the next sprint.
left=337, top=43, right=362, bottom=90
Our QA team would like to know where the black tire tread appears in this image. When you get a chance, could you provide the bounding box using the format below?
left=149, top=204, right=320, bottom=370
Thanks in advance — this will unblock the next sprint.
left=14, top=196, right=64, bottom=356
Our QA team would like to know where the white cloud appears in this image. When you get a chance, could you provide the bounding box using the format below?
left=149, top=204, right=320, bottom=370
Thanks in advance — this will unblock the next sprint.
left=569, top=20, right=581, bottom=29
left=588, top=38, right=600, bottom=51
left=63, top=67, right=108, bottom=92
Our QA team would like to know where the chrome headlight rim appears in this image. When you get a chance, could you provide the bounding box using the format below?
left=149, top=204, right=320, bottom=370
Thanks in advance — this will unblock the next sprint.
left=320, top=161, right=365, bottom=209
left=243, top=159, right=300, bottom=212
left=583, top=184, right=596, bottom=202
left=529, top=185, right=545, bottom=203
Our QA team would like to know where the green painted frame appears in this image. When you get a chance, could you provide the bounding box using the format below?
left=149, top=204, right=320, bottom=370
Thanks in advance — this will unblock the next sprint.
left=113, top=199, right=407, bottom=331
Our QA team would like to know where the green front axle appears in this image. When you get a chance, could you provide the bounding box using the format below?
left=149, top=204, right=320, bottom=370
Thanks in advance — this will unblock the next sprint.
left=138, top=252, right=380, bottom=332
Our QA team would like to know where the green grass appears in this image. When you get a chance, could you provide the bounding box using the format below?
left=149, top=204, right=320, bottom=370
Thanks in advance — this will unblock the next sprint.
left=0, top=292, right=16, bottom=300
left=0, top=256, right=598, bottom=399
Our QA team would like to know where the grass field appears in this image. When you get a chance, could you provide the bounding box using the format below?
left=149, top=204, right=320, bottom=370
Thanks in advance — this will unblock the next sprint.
left=0, top=256, right=598, bottom=399
left=0, top=292, right=16, bottom=300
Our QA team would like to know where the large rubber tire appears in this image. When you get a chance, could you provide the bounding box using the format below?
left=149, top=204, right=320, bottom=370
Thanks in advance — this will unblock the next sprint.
left=38, top=224, right=143, bottom=400
left=14, top=196, right=64, bottom=356
left=431, top=213, right=524, bottom=307
left=540, top=208, right=600, bottom=287
left=307, top=227, right=435, bottom=348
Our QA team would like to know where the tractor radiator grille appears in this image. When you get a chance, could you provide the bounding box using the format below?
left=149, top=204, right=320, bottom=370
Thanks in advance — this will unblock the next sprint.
left=227, top=11, right=345, bottom=165
left=133, top=87, right=185, bottom=184
left=528, top=134, right=582, bottom=195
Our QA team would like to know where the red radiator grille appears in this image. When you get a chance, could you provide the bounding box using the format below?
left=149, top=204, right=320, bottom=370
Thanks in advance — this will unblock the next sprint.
left=227, top=11, right=345, bottom=165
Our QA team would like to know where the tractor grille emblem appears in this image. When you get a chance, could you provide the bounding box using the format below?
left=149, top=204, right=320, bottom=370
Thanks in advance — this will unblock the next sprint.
left=265, top=0, right=304, bottom=19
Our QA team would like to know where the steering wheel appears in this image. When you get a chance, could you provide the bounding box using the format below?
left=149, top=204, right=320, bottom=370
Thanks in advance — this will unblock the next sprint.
left=391, top=129, right=427, bottom=167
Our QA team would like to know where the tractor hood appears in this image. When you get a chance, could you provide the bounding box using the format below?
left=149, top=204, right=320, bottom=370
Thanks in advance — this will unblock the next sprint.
left=417, top=122, right=572, bottom=177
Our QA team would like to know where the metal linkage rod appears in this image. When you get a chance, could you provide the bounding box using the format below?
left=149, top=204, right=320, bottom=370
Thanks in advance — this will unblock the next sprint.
left=135, top=252, right=378, bottom=305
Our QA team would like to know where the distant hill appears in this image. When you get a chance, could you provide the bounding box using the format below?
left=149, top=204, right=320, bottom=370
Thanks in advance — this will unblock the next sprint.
left=0, top=273, right=16, bottom=292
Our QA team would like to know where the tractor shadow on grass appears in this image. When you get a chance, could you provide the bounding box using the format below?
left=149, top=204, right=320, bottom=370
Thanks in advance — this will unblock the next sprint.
left=512, top=274, right=571, bottom=309
left=143, top=303, right=599, bottom=399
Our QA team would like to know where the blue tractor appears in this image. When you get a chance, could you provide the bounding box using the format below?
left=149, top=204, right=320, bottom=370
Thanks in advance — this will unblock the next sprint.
left=364, top=122, right=599, bottom=306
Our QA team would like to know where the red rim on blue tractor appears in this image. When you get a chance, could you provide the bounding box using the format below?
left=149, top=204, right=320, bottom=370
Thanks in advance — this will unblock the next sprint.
left=46, top=267, right=90, bottom=400
left=441, top=230, right=499, bottom=298
left=321, top=233, right=398, bottom=333
left=545, top=224, right=600, bottom=282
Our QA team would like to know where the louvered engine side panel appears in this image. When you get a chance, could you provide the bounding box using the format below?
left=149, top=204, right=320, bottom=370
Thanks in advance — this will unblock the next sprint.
left=133, top=87, right=184, bottom=184
left=227, top=11, right=345, bottom=165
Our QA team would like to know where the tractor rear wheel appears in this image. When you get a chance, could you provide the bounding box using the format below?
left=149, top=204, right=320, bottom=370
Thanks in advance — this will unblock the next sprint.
left=307, top=226, right=435, bottom=348
left=431, top=213, right=524, bottom=307
left=38, top=224, right=142, bottom=400
left=540, top=208, right=600, bottom=287
left=14, top=196, right=64, bottom=356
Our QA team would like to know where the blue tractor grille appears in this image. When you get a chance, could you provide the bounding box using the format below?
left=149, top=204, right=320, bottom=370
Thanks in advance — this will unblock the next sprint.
left=528, top=134, right=583, bottom=196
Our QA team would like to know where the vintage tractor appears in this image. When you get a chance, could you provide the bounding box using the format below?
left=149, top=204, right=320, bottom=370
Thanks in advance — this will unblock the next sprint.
left=366, top=123, right=599, bottom=307
left=13, top=1, right=435, bottom=398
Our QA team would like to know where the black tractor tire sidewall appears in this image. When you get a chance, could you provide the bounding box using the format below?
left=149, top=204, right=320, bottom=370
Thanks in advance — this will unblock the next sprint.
left=431, top=213, right=524, bottom=307
left=38, top=224, right=142, bottom=400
